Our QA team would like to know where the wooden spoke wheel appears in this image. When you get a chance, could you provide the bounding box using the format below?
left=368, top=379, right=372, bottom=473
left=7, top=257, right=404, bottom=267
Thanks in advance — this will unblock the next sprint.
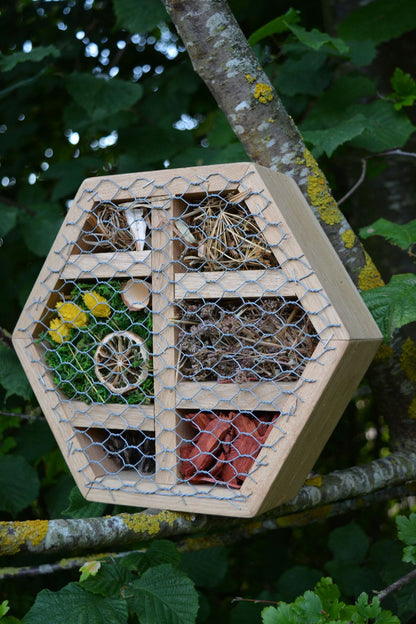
left=94, top=331, right=149, bottom=395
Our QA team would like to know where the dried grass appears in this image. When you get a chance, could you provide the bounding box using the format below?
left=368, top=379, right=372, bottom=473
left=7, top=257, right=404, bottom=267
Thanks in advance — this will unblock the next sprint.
left=177, top=298, right=318, bottom=382
left=179, top=193, right=278, bottom=270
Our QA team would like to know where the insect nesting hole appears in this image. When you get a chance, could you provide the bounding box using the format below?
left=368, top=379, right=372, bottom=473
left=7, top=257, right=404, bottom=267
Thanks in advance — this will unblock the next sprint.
left=77, top=200, right=150, bottom=253
left=76, top=427, right=156, bottom=474
left=103, top=429, right=155, bottom=473
left=177, top=298, right=319, bottom=382
left=177, top=192, right=279, bottom=271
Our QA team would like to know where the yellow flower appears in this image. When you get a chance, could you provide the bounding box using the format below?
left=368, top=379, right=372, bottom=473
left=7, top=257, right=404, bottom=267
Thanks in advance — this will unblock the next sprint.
left=56, top=301, right=89, bottom=328
left=82, top=291, right=111, bottom=318
left=48, top=317, right=71, bottom=343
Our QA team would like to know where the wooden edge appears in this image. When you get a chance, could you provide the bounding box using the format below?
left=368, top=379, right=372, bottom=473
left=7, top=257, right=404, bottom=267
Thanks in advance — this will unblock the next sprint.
left=81, top=476, right=255, bottom=517
left=77, top=163, right=252, bottom=202
left=247, top=164, right=382, bottom=342
left=249, top=336, right=382, bottom=516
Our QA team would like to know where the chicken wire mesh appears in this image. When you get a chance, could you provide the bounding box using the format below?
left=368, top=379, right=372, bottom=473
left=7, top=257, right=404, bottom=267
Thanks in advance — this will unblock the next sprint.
left=19, top=168, right=338, bottom=508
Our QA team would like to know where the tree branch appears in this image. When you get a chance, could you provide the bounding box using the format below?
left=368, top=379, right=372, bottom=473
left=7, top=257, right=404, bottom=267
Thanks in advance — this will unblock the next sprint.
left=1, top=452, right=415, bottom=557
left=0, top=482, right=412, bottom=578
left=377, top=568, right=416, bottom=601
left=161, top=0, right=382, bottom=288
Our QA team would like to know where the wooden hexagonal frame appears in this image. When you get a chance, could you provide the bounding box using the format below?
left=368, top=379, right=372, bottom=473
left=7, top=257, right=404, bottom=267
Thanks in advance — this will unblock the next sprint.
left=12, top=163, right=382, bottom=517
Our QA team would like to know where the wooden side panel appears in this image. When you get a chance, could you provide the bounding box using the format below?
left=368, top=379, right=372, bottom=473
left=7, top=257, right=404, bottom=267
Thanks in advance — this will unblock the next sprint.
left=250, top=165, right=382, bottom=342
left=251, top=338, right=381, bottom=516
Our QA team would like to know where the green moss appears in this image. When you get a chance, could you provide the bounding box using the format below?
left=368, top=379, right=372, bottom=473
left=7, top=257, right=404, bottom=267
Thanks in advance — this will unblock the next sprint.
left=44, top=280, right=153, bottom=405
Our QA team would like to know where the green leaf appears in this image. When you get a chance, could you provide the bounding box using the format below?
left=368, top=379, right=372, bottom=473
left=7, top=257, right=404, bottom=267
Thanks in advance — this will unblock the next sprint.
left=66, top=73, right=143, bottom=120
left=248, top=9, right=300, bottom=46
left=262, top=604, right=293, bottom=624
left=62, top=486, right=107, bottom=519
left=0, top=601, right=10, bottom=619
left=328, top=522, right=369, bottom=564
left=360, top=218, right=416, bottom=251
left=355, top=593, right=381, bottom=619
left=294, top=591, right=322, bottom=621
left=120, top=540, right=180, bottom=577
left=22, top=583, right=128, bottom=624
left=43, top=157, right=103, bottom=201
left=19, top=204, right=63, bottom=257
left=362, top=274, right=416, bottom=340
left=303, top=76, right=376, bottom=127
left=402, top=545, right=416, bottom=565
left=81, top=560, right=131, bottom=597
left=145, top=540, right=181, bottom=569
left=0, top=455, right=40, bottom=515
left=288, top=24, right=349, bottom=55
left=390, top=68, right=416, bottom=110
left=79, top=561, right=101, bottom=583
left=349, top=100, right=415, bottom=152
left=129, top=563, right=199, bottom=624
left=0, top=45, right=60, bottom=71
left=302, top=114, right=366, bottom=157
left=396, top=513, right=416, bottom=546
left=338, top=0, right=416, bottom=45
left=180, top=547, right=228, bottom=588
left=0, top=204, right=18, bottom=238
left=0, top=343, right=32, bottom=401
left=13, top=420, right=57, bottom=463
left=277, top=566, right=323, bottom=602
left=375, top=612, right=401, bottom=624
left=348, top=40, right=377, bottom=67
left=275, top=51, right=331, bottom=97
left=112, top=0, right=168, bottom=33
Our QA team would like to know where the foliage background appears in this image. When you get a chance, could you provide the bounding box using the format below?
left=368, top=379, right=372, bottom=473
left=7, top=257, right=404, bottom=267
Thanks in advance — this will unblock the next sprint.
left=1, top=0, right=416, bottom=621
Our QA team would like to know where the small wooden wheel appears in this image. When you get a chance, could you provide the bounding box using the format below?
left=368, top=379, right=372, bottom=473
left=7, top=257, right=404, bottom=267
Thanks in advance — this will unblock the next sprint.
left=94, top=331, right=148, bottom=395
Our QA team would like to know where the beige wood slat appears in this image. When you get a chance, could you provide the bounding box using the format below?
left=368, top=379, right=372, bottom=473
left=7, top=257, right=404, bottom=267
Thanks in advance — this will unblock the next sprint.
left=151, top=200, right=181, bottom=484
left=62, top=251, right=151, bottom=279
left=175, top=268, right=292, bottom=300
left=176, top=381, right=296, bottom=411
left=62, top=402, right=154, bottom=430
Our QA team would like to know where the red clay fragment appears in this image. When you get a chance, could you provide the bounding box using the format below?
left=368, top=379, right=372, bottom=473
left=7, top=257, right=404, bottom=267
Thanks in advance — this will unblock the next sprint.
left=230, top=433, right=261, bottom=477
left=188, top=419, right=231, bottom=472
left=188, top=411, right=213, bottom=431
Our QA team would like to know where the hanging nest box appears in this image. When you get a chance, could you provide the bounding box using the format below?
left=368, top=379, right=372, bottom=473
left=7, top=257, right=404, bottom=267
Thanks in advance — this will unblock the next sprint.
left=12, top=163, right=382, bottom=517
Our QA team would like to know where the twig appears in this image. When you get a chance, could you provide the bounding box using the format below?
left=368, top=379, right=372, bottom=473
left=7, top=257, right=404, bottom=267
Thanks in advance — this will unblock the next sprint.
left=1, top=455, right=415, bottom=557
left=337, top=159, right=367, bottom=206
left=231, top=597, right=279, bottom=605
left=337, top=150, right=416, bottom=205
left=377, top=568, right=416, bottom=601
left=0, top=327, right=13, bottom=349
left=0, top=410, right=44, bottom=422
left=0, top=483, right=413, bottom=576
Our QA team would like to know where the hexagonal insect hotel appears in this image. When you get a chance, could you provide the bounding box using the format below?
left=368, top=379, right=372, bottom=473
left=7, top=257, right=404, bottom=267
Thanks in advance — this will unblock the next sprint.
left=13, top=163, right=382, bottom=517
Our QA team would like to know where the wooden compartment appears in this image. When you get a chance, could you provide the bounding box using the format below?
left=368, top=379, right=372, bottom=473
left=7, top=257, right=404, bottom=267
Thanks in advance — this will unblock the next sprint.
left=13, top=163, right=382, bottom=517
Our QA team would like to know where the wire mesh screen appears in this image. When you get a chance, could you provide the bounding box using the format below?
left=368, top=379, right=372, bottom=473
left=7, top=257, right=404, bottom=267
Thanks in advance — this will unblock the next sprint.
left=21, top=167, right=337, bottom=509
